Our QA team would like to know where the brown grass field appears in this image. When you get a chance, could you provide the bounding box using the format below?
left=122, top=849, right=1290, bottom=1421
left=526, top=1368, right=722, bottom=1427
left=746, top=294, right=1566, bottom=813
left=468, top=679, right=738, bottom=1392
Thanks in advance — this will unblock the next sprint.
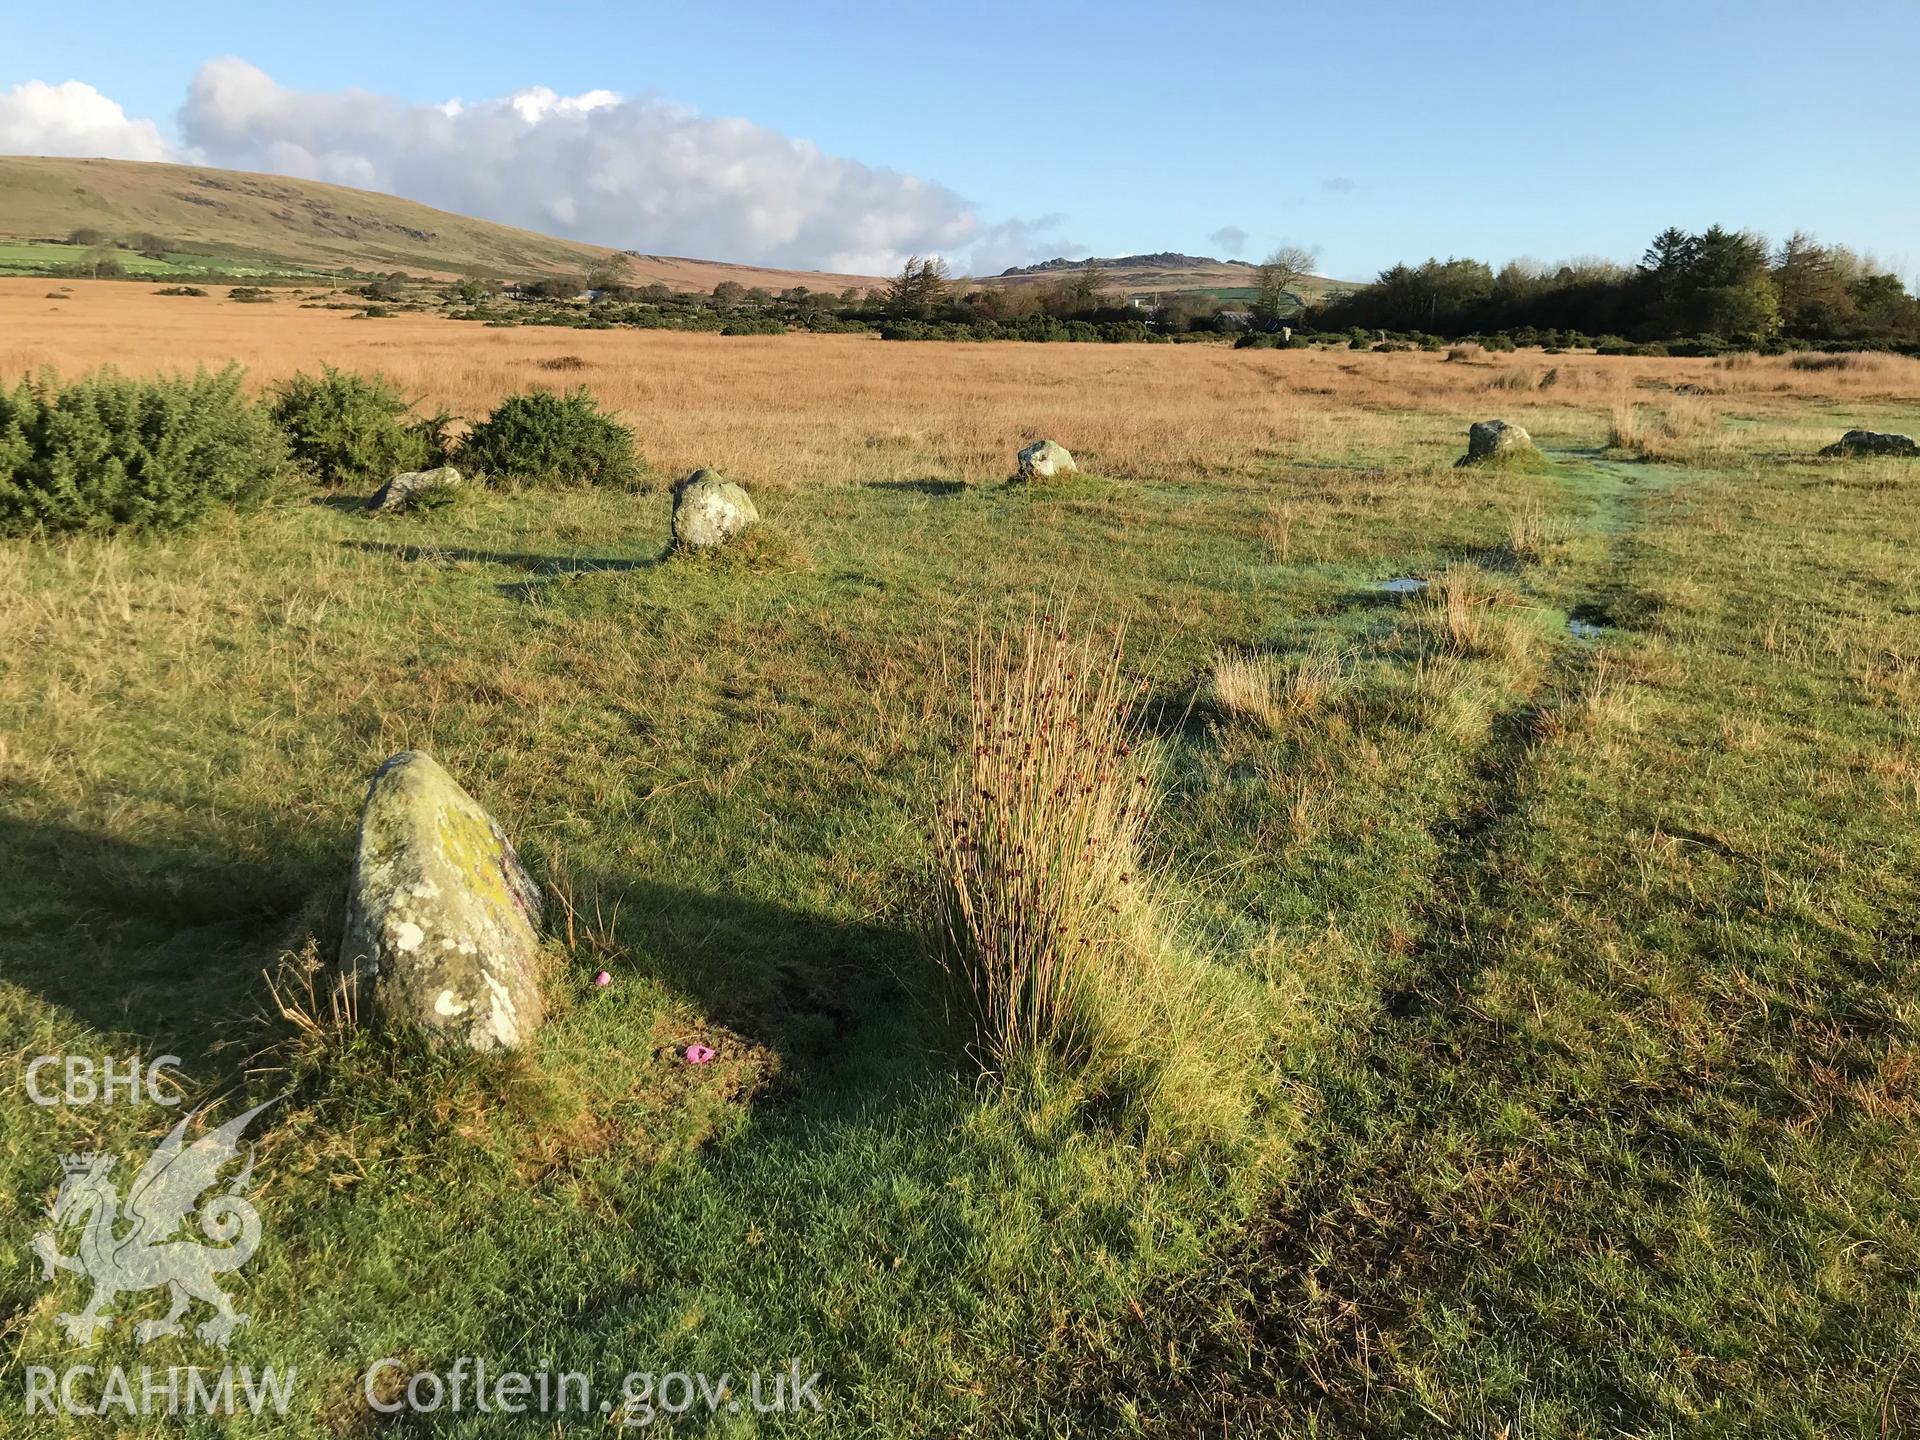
left=8, top=279, right=1920, bottom=491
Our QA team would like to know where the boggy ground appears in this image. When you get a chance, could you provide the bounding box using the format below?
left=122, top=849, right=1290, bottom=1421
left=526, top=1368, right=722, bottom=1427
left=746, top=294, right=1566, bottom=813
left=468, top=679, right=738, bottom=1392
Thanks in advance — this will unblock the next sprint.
left=2, top=284, right=1919, bottom=1435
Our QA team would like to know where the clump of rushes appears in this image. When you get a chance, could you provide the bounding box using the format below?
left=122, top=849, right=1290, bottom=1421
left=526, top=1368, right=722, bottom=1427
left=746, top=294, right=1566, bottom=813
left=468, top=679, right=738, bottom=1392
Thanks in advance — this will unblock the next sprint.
left=932, top=613, right=1257, bottom=1140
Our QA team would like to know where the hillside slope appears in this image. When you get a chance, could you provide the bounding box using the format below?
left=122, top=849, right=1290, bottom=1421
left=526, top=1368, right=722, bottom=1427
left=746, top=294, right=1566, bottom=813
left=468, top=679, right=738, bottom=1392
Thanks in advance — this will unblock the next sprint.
left=0, top=156, right=885, bottom=291
left=975, top=252, right=1359, bottom=302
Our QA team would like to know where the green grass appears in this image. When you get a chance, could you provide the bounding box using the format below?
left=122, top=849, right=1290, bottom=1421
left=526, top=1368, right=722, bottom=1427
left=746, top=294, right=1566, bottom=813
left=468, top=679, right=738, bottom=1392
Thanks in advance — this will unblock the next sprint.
left=0, top=239, right=324, bottom=280
left=0, top=240, right=195, bottom=277
left=2, top=403, right=1917, bottom=1434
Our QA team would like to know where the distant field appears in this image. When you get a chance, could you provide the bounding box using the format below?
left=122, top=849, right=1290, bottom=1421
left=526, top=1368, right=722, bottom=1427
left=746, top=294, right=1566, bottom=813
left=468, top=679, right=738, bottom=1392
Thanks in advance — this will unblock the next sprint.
left=0, top=239, right=326, bottom=279
left=3, top=280, right=1918, bottom=1435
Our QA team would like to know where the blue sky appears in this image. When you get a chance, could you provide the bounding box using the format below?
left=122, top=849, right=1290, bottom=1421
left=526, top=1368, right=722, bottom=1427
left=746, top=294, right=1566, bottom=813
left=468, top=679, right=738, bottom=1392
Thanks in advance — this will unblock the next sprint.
left=6, top=0, right=1918, bottom=280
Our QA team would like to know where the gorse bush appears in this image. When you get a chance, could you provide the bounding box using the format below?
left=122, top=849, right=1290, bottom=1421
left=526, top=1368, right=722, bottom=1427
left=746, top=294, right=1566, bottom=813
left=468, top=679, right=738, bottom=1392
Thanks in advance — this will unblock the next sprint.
left=931, top=614, right=1256, bottom=1141
left=272, top=367, right=441, bottom=487
left=460, top=387, right=641, bottom=488
left=0, top=367, right=285, bottom=536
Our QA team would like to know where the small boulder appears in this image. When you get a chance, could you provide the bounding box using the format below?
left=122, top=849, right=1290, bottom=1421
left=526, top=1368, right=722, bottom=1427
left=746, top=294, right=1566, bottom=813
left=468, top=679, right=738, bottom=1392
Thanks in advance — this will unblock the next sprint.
left=1457, top=420, right=1536, bottom=466
left=1820, top=430, right=1918, bottom=458
left=671, top=469, right=759, bottom=550
left=1013, top=439, right=1077, bottom=482
left=367, top=465, right=461, bottom=514
left=340, top=751, right=546, bottom=1051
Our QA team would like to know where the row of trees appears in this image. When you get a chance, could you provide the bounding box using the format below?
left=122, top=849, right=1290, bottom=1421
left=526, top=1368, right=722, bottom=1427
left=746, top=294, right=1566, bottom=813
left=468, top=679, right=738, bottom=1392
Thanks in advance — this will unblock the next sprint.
left=480, top=227, right=1918, bottom=351
left=1318, top=226, right=1919, bottom=346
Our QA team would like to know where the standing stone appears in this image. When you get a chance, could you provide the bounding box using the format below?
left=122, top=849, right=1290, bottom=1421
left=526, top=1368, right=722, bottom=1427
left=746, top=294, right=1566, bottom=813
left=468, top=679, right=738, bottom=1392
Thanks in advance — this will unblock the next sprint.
left=1014, top=439, right=1077, bottom=482
left=1820, top=430, right=1918, bottom=458
left=671, top=469, right=760, bottom=550
left=367, top=465, right=461, bottom=514
left=1458, top=419, right=1537, bottom=466
left=340, top=751, right=546, bottom=1051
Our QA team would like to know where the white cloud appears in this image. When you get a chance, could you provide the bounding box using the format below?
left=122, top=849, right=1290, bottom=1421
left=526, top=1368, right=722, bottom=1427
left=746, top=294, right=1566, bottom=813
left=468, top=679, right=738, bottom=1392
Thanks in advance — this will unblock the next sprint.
left=1207, top=225, right=1250, bottom=256
left=173, top=58, right=989, bottom=274
left=964, top=214, right=1086, bottom=275
left=0, top=61, right=1076, bottom=275
left=0, top=79, right=169, bottom=161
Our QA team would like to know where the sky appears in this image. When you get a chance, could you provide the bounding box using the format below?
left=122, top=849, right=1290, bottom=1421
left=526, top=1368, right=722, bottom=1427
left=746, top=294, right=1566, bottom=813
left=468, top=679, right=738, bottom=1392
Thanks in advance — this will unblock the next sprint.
left=3, top=0, right=1917, bottom=281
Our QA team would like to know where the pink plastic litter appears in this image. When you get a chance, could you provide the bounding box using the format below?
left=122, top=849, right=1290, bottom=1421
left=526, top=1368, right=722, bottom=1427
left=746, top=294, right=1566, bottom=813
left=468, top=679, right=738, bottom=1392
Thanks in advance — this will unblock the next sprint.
left=685, top=1044, right=716, bottom=1064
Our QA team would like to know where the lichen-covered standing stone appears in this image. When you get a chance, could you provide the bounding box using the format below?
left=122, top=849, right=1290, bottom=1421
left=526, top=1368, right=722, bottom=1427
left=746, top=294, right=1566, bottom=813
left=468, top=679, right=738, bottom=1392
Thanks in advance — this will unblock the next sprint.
left=1819, top=430, right=1917, bottom=458
left=671, top=469, right=760, bottom=549
left=367, top=465, right=461, bottom=514
left=1458, top=419, right=1536, bottom=466
left=1014, top=439, right=1077, bottom=481
left=340, top=750, right=546, bottom=1050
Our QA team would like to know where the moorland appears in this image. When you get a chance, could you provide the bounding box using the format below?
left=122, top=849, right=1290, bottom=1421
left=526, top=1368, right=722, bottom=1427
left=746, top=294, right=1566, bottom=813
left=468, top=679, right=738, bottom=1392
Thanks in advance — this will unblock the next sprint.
left=3, top=274, right=1919, bottom=1435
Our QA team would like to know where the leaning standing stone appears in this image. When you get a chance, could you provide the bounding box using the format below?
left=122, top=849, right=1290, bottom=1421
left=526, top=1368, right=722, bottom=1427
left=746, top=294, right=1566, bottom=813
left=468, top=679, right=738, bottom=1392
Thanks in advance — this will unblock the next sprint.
left=340, top=751, right=546, bottom=1051
left=367, top=465, right=461, bottom=514
left=671, top=469, right=760, bottom=550
left=1820, top=430, right=1917, bottom=458
left=1014, top=439, right=1077, bottom=481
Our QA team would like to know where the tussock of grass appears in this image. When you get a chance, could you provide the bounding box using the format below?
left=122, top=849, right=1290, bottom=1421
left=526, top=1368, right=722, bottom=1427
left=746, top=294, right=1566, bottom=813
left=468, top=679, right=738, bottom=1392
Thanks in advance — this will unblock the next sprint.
left=1606, top=397, right=1731, bottom=463
left=1416, top=564, right=1535, bottom=660
left=1456, top=443, right=1556, bottom=474
left=664, top=522, right=809, bottom=571
left=932, top=613, right=1256, bottom=1142
left=1788, top=351, right=1891, bottom=374
left=1487, top=366, right=1541, bottom=391
left=1207, top=642, right=1347, bottom=732
left=258, top=936, right=362, bottom=1076
left=1501, top=504, right=1574, bottom=566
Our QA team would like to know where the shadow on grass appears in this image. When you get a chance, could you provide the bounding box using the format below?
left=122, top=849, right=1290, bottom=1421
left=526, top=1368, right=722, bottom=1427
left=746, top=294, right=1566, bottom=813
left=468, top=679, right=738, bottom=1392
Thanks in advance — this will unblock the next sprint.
left=340, top=538, right=664, bottom=577
left=0, top=809, right=923, bottom=1093
left=864, top=477, right=970, bottom=496
left=548, top=865, right=922, bottom=1068
left=311, top=493, right=374, bottom=514
left=0, top=812, right=327, bottom=1061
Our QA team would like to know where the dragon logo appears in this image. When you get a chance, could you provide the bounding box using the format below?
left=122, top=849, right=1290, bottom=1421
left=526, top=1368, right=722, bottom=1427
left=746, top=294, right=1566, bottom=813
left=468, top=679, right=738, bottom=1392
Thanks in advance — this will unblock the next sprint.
left=31, top=1100, right=274, bottom=1350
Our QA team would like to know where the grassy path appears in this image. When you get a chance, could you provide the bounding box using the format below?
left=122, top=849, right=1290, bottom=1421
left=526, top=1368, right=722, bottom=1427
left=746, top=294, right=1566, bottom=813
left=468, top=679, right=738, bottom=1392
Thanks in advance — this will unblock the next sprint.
left=1087, top=450, right=1920, bottom=1435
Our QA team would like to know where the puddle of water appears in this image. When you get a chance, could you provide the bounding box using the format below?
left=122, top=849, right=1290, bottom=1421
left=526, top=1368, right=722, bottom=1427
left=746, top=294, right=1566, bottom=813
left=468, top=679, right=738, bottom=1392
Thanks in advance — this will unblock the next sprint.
left=1567, top=618, right=1607, bottom=640
left=1376, top=576, right=1429, bottom=594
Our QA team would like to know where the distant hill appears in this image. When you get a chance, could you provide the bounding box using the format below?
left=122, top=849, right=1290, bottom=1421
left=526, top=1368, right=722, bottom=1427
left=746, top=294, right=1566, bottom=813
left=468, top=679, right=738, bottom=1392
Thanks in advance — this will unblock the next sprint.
left=0, top=156, right=886, bottom=292
left=995, top=252, right=1255, bottom=277
left=977, top=251, right=1357, bottom=303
